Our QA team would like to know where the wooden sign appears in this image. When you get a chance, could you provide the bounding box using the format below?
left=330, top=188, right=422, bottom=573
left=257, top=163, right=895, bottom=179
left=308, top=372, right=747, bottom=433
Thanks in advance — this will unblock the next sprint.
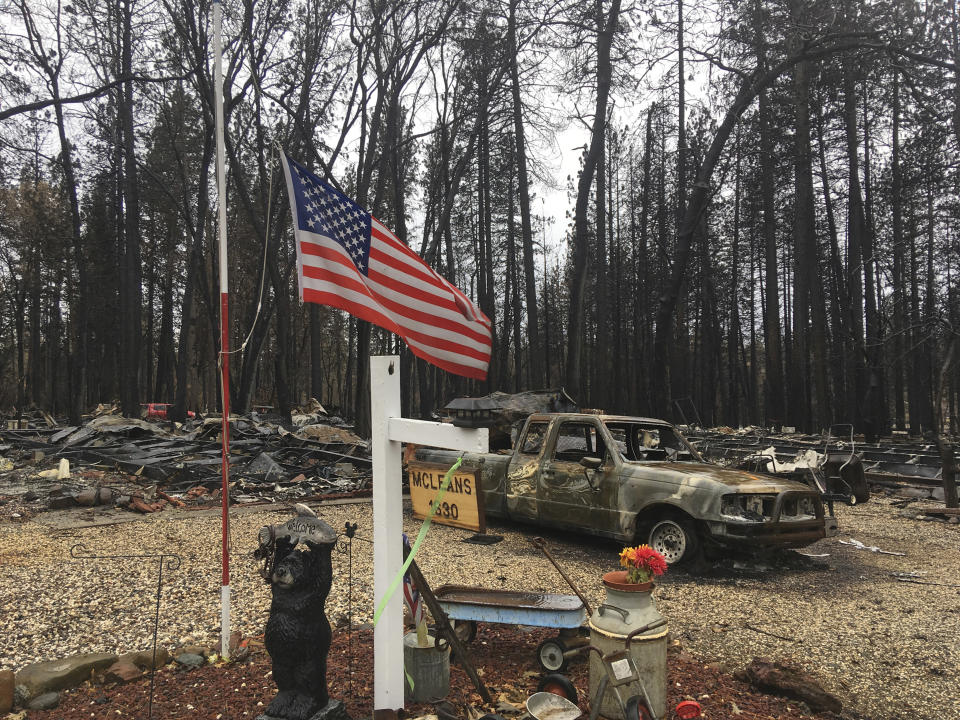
left=407, top=462, right=485, bottom=532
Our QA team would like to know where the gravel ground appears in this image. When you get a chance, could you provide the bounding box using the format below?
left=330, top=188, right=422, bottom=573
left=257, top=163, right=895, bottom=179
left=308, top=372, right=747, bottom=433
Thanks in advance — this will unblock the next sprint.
left=1, top=496, right=958, bottom=720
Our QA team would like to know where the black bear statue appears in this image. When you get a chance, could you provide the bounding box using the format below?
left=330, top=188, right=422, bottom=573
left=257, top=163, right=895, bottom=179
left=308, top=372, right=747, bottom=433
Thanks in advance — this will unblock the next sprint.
left=256, top=513, right=349, bottom=720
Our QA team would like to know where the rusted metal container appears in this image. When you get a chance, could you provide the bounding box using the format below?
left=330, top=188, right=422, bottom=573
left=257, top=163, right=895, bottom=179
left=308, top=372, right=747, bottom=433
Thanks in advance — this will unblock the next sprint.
left=403, top=632, right=450, bottom=702
left=588, top=572, right=668, bottom=718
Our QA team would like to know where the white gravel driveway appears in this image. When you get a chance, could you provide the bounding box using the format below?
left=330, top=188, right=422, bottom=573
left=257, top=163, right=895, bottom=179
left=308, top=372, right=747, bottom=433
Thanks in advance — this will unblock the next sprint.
left=0, top=495, right=956, bottom=720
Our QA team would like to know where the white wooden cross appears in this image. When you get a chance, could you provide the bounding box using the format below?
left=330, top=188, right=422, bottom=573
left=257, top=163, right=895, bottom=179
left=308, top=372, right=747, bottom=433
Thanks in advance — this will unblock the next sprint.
left=370, top=356, right=489, bottom=710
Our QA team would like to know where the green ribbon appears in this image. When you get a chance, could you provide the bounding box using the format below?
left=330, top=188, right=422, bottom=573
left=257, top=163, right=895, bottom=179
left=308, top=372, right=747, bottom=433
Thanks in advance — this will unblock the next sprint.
left=372, top=455, right=464, bottom=627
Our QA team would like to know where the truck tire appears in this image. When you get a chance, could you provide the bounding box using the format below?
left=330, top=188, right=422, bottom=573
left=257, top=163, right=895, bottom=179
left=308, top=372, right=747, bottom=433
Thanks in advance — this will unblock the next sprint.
left=647, top=516, right=700, bottom=566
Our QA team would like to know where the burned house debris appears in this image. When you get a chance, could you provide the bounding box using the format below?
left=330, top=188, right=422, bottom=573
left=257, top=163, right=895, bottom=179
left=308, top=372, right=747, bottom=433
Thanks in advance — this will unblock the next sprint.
left=442, top=389, right=578, bottom=450
left=0, top=406, right=371, bottom=519
left=687, top=426, right=946, bottom=500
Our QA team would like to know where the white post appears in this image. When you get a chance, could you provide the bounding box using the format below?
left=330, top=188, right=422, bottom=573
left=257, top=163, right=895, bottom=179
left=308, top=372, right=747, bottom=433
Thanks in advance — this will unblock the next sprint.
left=371, top=356, right=404, bottom=710
left=212, top=0, right=232, bottom=662
left=370, top=356, right=489, bottom=711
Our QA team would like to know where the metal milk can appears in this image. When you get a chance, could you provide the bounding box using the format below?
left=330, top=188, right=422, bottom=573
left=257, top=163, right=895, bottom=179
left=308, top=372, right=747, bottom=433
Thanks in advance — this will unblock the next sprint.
left=588, top=572, right=668, bottom=718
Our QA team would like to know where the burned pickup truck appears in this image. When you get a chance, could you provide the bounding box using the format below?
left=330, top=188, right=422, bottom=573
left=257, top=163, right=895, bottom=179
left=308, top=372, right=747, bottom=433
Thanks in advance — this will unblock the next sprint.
left=416, top=413, right=837, bottom=564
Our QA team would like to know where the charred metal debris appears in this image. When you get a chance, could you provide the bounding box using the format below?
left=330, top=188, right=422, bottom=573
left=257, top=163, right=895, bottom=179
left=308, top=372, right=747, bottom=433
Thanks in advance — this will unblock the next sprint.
left=685, top=425, right=946, bottom=501
left=0, top=405, right=371, bottom=518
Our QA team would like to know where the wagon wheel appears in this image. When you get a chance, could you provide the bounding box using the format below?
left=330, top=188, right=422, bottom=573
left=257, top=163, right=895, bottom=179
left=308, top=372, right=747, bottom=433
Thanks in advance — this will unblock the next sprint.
left=454, top=619, right=477, bottom=644
left=537, top=637, right=569, bottom=672
left=447, top=621, right=478, bottom=665
left=537, top=673, right=578, bottom=703
left=624, top=695, right=654, bottom=720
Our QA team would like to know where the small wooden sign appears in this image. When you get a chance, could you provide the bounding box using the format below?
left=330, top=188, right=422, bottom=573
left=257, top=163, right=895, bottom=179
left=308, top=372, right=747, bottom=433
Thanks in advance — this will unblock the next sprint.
left=407, top=462, right=484, bottom=532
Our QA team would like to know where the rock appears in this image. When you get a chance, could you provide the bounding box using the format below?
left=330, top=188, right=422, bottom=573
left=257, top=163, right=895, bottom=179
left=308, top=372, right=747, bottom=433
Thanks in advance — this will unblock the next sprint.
left=175, top=653, right=205, bottom=669
left=224, top=630, right=244, bottom=654
left=0, top=669, right=13, bottom=713
left=949, top=517, right=960, bottom=525
left=103, top=661, right=143, bottom=685
left=705, top=662, right=730, bottom=674
left=177, top=644, right=212, bottom=658
left=6, top=711, right=27, bottom=720
left=737, top=658, right=842, bottom=714
left=120, top=647, right=170, bottom=670
left=15, top=652, right=117, bottom=701
left=27, top=691, right=60, bottom=710
left=931, top=486, right=945, bottom=502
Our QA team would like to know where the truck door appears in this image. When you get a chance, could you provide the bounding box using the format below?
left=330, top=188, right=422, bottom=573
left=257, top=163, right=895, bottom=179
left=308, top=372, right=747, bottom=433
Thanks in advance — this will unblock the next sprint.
left=539, top=419, right=619, bottom=533
left=505, top=420, right=549, bottom=523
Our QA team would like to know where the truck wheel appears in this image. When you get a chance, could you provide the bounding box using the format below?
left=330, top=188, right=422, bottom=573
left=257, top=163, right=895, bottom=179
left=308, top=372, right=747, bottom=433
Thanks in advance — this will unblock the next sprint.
left=537, top=637, right=568, bottom=672
left=648, top=517, right=699, bottom=566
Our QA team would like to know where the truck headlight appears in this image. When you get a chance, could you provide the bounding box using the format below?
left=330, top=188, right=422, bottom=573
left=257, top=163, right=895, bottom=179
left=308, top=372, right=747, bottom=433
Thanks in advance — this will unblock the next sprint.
left=721, top=494, right=773, bottom=521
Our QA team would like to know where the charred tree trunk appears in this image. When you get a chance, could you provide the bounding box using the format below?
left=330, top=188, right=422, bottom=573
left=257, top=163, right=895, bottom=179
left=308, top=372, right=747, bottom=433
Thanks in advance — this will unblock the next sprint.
left=119, top=0, right=142, bottom=417
left=759, top=86, right=784, bottom=429
left=791, top=28, right=829, bottom=431
left=508, top=0, right=542, bottom=388
left=843, top=67, right=868, bottom=433
left=566, top=0, right=621, bottom=396
left=891, top=68, right=906, bottom=431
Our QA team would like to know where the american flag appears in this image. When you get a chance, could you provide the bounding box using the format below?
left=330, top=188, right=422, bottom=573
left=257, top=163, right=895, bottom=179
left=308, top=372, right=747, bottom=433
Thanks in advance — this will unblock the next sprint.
left=402, top=533, right=424, bottom=627
left=280, top=153, right=492, bottom=380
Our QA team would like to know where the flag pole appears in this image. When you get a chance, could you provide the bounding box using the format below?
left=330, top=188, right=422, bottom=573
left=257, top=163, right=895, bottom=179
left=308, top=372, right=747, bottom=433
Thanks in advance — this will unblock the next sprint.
left=213, top=0, right=231, bottom=661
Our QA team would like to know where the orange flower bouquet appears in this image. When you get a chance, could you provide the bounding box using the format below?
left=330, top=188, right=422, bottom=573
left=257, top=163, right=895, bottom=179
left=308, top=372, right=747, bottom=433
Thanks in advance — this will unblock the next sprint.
left=618, top=544, right=668, bottom=584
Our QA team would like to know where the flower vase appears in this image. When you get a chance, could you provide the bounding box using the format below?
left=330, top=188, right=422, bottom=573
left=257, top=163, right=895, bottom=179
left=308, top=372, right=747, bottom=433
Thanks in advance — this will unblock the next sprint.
left=588, top=571, right=668, bottom=718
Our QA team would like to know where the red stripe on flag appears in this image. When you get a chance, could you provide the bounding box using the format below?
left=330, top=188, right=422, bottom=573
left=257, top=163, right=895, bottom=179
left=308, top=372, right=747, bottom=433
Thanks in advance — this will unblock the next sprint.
left=301, top=288, right=489, bottom=379
left=301, top=268, right=491, bottom=363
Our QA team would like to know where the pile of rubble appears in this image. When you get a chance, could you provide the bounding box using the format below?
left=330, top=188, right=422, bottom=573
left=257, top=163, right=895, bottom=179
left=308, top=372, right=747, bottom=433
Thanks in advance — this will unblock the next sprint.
left=0, top=404, right=371, bottom=520
left=687, top=425, right=948, bottom=491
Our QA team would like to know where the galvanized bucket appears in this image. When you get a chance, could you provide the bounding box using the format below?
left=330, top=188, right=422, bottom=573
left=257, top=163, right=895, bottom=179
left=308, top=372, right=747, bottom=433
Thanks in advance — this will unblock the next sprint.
left=403, top=632, right=450, bottom=703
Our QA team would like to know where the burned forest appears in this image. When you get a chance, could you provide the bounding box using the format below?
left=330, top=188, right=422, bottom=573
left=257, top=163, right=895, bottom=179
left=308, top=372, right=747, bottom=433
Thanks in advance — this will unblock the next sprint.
left=0, top=0, right=958, bottom=445
left=2, top=4, right=960, bottom=720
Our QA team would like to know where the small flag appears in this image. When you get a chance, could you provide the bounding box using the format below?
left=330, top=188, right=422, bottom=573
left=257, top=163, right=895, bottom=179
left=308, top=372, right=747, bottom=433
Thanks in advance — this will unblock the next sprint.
left=280, top=153, right=492, bottom=380
left=401, top=534, right=424, bottom=628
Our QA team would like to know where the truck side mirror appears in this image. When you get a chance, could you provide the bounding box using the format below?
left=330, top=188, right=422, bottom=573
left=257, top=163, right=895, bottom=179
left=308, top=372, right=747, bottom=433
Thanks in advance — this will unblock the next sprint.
left=580, top=456, right=603, bottom=470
